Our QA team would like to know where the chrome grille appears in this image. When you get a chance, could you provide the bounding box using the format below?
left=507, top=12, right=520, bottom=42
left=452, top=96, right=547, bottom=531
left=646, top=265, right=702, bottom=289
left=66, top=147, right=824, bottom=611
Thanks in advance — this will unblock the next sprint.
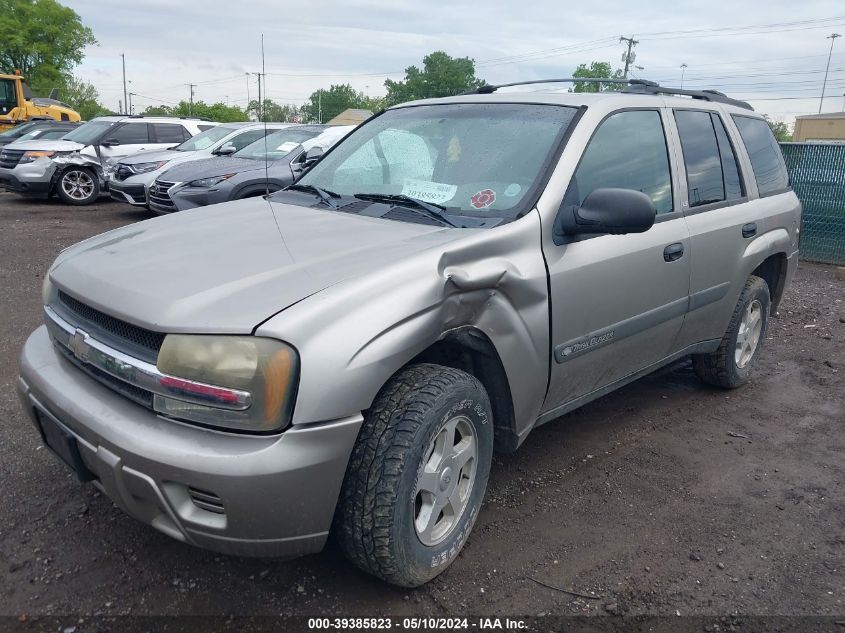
left=57, top=290, right=165, bottom=363
left=0, top=149, right=24, bottom=169
left=149, top=179, right=178, bottom=210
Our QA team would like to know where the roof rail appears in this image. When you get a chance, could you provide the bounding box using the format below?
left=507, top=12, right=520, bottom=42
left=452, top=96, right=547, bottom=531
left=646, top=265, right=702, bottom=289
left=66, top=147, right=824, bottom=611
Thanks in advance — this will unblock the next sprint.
left=125, top=114, right=213, bottom=121
left=622, top=80, right=753, bottom=111
left=462, top=78, right=754, bottom=111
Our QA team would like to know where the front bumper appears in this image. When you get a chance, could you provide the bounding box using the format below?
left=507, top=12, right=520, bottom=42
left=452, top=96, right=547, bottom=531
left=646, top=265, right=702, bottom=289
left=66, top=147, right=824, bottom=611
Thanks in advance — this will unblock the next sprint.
left=0, top=172, right=51, bottom=196
left=0, top=159, right=56, bottom=196
left=18, top=325, right=363, bottom=558
left=109, top=180, right=148, bottom=206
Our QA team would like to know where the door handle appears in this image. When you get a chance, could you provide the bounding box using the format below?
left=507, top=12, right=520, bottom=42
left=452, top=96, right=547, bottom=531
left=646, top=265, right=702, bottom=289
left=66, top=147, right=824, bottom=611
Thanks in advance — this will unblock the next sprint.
left=663, top=242, right=684, bottom=262
left=742, top=222, right=757, bottom=238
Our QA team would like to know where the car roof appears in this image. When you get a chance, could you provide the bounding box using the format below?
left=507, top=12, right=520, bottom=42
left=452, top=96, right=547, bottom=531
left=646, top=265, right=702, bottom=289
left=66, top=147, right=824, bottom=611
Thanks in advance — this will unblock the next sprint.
left=394, top=89, right=762, bottom=119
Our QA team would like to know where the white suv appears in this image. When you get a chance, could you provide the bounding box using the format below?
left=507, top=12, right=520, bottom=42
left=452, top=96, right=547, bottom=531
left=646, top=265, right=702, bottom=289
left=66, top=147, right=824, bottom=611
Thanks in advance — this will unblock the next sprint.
left=0, top=115, right=214, bottom=205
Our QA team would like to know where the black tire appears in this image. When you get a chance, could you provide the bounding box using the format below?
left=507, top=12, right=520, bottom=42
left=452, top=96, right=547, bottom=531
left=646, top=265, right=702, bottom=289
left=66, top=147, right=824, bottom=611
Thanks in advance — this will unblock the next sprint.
left=336, top=363, right=494, bottom=587
left=693, top=275, right=770, bottom=389
left=56, top=167, right=100, bottom=206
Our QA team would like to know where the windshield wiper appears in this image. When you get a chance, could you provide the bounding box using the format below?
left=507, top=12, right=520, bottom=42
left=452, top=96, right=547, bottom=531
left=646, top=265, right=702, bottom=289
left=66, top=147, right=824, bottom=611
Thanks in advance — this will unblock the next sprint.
left=285, top=183, right=340, bottom=209
left=353, top=193, right=460, bottom=228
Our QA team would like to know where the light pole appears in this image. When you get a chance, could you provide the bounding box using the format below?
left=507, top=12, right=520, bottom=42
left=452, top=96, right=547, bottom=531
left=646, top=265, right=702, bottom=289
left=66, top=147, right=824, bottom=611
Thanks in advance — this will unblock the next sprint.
left=680, top=63, right=688, bottom=89
left=819, top=33, right=841, bottom=113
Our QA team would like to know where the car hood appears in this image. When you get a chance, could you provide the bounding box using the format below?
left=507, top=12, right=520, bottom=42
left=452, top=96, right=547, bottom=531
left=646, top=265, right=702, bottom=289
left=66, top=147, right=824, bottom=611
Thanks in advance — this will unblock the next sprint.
left=120, top=148, right=197, bottom=166
left=48, top=197, right=470, bottom=334
left=159, top=156, right=267, bottom=182
left=4, top=139, right=85, bottom=152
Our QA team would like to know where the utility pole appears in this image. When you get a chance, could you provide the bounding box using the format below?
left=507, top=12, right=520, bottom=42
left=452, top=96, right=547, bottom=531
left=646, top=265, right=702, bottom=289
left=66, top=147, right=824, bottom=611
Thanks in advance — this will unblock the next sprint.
left=680, top=63, right=688, bottom=89
left=128, top=92, right=135, bottom=115
left=318, top=89, right=322, bottom=124
left=187, top=83, right=196, bottom=116
left=245, top=73, right=251, bottom=115
left=620, top=36, right=639, bottom=78
left=121, top=54, right=128, bottom=115
left=819, top=33, right=841, bottom=113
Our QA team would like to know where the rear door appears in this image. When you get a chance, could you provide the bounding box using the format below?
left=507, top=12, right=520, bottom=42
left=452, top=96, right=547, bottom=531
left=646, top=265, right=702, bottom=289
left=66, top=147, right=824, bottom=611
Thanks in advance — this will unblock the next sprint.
left=542, top=108, right=691, bottom=412
left=670, top=109, right=788, bottom=348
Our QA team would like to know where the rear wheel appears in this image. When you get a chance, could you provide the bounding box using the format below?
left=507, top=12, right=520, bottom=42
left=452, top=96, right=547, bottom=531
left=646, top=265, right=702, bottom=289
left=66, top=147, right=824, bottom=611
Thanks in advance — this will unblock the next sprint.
left=336, top=364, right=494, bottom=587
left=57, top=168, right=100, bottom=206
left=693, top=275, right=770, bottom=388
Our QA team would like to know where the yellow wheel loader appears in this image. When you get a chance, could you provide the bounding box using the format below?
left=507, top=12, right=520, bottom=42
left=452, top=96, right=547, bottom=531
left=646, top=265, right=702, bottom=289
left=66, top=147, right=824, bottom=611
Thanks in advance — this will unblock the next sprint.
left=0, top=72, right=81, bottom=132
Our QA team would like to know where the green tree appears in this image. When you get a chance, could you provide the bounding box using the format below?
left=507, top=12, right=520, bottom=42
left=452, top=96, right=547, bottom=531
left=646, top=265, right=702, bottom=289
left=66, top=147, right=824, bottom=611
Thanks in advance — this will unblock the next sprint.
left=142, top=101, right=248, bottom=123
left=57, top=75, right=109, bottom=120
left=384, top=51, right=486, bottom=106
left=572, top=61, right=625, bottom=92
left=247, top=99, right=301, bottom=123
left=300, top=84, right=373, bottom=123
left=0, top=0, right=96, bottom=96
left=764, top=115, right=792, bottom=142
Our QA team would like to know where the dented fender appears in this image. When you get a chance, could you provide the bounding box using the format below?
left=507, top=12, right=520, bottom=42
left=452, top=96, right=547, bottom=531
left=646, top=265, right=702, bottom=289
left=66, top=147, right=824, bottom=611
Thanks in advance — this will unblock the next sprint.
left=256, top=211, right=551, bottom=435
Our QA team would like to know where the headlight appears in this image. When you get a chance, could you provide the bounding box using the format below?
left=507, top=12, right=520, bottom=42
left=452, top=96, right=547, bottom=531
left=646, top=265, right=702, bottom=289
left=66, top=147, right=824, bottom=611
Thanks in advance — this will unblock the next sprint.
left=20, top=150, right=55, bottom=164
left=188, top=174, right=235, bottom=188
left=131, top=160, right=168, bottom=174
left=154, top=335, right=298, bottom=433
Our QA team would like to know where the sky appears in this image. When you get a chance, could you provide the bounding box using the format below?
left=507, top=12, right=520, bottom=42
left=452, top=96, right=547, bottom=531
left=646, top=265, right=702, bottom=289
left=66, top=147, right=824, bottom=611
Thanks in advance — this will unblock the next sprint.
left=64, top=0, right=845, bottom=125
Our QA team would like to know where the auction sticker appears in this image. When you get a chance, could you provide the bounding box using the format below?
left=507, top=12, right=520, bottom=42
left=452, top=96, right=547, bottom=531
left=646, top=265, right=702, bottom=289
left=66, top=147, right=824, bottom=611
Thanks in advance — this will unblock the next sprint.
left=402, top=178, right=457, bottom=204
left=470, top=189, right=496, bottom=209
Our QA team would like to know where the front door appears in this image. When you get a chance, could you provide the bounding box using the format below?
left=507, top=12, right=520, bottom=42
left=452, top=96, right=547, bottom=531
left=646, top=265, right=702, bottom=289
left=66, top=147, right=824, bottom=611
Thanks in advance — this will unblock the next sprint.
left=541, top=108, right=691, bottom=412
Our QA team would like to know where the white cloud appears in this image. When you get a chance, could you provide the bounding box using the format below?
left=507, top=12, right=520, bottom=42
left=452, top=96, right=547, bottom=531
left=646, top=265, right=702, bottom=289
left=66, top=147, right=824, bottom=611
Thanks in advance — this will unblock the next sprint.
left=65, top=0, right=845, bottom=123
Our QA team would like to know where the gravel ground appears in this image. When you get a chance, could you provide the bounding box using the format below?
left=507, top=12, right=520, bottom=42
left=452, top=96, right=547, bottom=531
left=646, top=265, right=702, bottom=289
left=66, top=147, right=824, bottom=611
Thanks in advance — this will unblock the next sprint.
left=0, top=192, right=843, bottom=620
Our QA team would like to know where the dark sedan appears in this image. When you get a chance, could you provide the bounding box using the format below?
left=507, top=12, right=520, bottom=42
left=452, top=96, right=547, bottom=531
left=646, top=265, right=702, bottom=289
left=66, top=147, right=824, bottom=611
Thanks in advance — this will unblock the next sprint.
left=0, top=120, right=80, bottom=148
left=148, top=125, right=353, bottom=214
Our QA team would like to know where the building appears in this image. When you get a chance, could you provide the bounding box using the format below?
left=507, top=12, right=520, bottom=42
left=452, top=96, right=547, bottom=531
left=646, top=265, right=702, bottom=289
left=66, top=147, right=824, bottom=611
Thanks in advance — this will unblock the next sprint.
left=327, top=109, right=373, bottom=126
left=793, top=112, right=845, bottom=142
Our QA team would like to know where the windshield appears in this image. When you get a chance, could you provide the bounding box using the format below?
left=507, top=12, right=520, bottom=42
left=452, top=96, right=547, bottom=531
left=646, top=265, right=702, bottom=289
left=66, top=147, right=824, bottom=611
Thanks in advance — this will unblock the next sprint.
left=62, top=120, right=115, bottom=145
left=0, top=121, right=38, bottom=138
left=174, top=125, right=234, bottom=151
left=297, top=103, right=578, bottom=223
left=236, top=128, right=322, bottom=161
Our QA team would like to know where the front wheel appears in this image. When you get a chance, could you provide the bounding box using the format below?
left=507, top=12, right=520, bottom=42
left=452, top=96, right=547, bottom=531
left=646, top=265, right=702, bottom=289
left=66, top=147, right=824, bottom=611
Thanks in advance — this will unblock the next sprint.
left=336, top=364, right=494, bottom=587
left=57, top=168, right=100, bottom=206
left=693, top=275, right=770, bottom=389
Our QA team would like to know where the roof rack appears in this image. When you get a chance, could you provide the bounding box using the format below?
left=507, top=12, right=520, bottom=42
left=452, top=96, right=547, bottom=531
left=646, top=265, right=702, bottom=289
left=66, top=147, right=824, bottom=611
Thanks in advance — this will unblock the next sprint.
left=124, top=114, right=213, bottom=121
left=464, top=78, right=753, bottom=111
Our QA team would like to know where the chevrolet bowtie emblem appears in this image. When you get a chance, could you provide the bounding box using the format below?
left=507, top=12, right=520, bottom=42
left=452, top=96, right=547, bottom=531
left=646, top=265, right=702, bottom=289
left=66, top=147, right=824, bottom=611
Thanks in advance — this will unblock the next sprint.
left=68, top=328, right=90, bottom=362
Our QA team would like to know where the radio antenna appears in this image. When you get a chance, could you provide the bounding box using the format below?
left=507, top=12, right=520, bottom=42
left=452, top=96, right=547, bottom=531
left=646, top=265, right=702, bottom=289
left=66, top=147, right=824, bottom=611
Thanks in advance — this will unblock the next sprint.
left=261, top=33, right=269, bottom=196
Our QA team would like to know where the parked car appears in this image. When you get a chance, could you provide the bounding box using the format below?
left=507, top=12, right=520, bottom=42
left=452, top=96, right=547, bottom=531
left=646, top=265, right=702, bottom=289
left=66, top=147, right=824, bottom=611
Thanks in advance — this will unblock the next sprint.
left=109, top=122, right=294, bottom=207
left=0, top=115, right=215, bottom=205
left=147, top=125, right=352, bottom=213
left=0, top=120, right=79, bottom=149
left=18, top=81, right=800, bottom=587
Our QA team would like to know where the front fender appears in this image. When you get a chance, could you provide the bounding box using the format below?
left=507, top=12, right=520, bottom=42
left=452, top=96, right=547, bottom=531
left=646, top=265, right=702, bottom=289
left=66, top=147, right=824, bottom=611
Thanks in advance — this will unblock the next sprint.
left=256, top=212, right=551, bottom=434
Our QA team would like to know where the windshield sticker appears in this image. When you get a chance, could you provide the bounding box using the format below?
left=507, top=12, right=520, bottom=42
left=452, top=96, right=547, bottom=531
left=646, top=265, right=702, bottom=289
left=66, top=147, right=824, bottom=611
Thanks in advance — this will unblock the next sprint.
left=504, top=183, right=522, bottom=197
left=470, top=189, right=496, bottom=209
left=402, top=178, right=457, bottom=204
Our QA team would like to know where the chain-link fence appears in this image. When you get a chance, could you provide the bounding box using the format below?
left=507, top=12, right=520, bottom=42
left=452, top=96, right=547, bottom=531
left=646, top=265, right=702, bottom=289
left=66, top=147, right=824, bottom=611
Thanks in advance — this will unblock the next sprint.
left=780, top=142, right=845, bottom=265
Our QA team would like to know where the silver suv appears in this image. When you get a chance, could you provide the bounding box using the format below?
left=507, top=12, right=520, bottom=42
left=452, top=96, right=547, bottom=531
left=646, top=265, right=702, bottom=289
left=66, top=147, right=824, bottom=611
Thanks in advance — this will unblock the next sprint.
left=17, top=80, right=800, bottom=587
left=0, top=115, right=213, bottom=205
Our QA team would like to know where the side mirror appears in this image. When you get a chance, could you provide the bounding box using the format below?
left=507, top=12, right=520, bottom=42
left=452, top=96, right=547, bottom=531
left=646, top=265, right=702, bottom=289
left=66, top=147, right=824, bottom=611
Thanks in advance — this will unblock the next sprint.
left=214, top=144, right=236, bottom=156
left=554, top=188, right=656, bottom=239
left=303, top=146, right=323, bottom=167
left=100, top=138, right=119, bottom=147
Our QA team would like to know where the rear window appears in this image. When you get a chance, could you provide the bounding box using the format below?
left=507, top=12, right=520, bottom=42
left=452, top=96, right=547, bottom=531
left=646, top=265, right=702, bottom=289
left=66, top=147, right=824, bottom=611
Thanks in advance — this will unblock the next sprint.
left=731, top=116, right=789, bottom=196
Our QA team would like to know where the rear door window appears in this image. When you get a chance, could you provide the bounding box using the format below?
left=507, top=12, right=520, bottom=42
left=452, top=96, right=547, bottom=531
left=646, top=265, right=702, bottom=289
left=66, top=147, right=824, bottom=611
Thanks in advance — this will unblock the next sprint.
left=674, top=110, right=744, bottom=207
left=152, top=123, right=190, bottom=143
left=731, top=115, right=790, bottom=196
